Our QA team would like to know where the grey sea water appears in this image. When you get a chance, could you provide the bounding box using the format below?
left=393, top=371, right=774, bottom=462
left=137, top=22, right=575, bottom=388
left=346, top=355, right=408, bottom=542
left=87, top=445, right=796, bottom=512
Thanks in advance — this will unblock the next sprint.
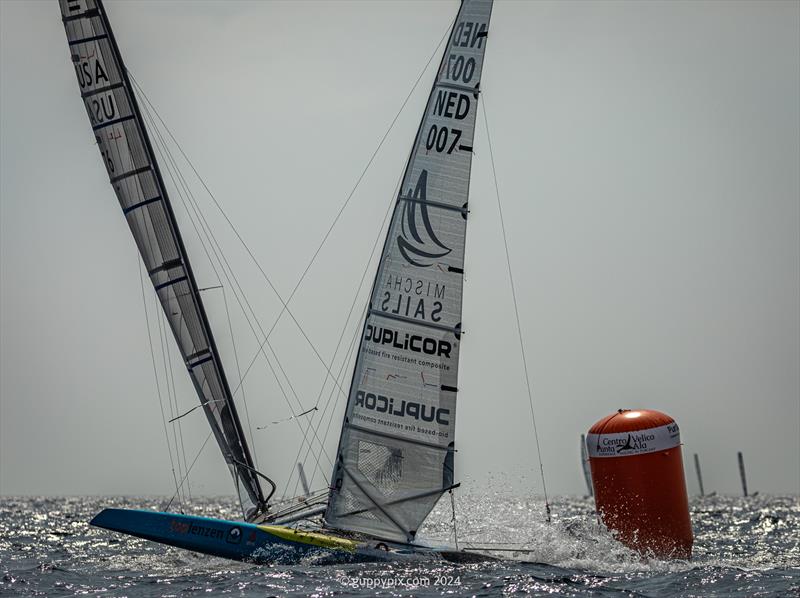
left=1, top=493, right=798, bottom=597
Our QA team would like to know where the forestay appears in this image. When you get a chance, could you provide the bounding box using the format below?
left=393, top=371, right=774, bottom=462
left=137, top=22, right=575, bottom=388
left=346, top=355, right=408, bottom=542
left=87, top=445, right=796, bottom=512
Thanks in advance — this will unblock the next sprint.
left=326, top=0, right=494, bottom=543
left=59, top=0, right=269, bottom=519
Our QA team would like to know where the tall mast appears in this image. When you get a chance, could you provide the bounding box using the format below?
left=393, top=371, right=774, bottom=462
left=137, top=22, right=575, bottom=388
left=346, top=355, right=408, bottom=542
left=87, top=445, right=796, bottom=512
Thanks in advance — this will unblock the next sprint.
left=693, top=453, right=704, bottom=497
left=59, top=0, right=272, bottom=519
left=737, top=451, right=748, bottom=497
left=325, top=0, right=494, bottom=543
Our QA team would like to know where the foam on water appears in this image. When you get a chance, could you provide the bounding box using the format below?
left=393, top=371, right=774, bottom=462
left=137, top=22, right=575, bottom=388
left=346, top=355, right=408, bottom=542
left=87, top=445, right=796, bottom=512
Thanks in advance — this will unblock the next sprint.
left=1, top=492, right=798, bottom=596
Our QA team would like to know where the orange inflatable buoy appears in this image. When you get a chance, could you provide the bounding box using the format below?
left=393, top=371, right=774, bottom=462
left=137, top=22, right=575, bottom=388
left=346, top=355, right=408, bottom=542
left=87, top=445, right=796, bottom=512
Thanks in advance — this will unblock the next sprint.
left=587, top=409, right=693, bottom=559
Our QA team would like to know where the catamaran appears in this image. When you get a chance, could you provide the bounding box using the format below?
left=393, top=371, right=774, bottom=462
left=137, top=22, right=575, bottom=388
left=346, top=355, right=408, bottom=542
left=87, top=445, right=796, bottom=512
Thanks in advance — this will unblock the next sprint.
left=60, top=0, right=498, bottom=562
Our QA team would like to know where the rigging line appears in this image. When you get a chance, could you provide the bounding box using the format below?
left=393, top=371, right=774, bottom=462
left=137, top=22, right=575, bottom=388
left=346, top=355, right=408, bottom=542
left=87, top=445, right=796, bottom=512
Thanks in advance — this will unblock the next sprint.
left=138, top=96, right=276, bottom=405
left=289, top=170, right=405, bottom=498
left=126, top=20, right=452, bottom=399
left=481, top=95, right=551, bottom=523
left=284, top=268, right=367, bottom=496
left=138, top=99, right=290, bottom=497
left=152, top=276, right=184, bottom=492
left=305, top=171, right=410, bottom=490
left=220, top=286, right=258, bottom=469
left=132, top=17, right=450, bottom=491
left=136, top=85, right=320, bottom=423
left=136, top=88, right=331, bottom=472
left=307, top=15, right=460, bottom=496
left=154, top=286, right=186, bottom=502
left=301, top=291, right=370, bottom=496
left=145, top=136, right=326, bottom=496
left=160, top=298, right=192, bottom=501
left=129, top=73, right=347, bottom=405
left=287, top=318, right=360, bottom=498
left=162, top=278, right=257, bottom=469
left=295, top=218, right=392, bottom=495
left=296, top=314, right=363, bottom=496
left=128, top=115, right=184, bottom=508
left=138, top=256, right=183, bottom=512
left=139, top=98, right=332, bottom=472
left=253, top=19, right=455, bottom=346
left=283, top=344, right=350, bottom=497
left=137, top=93, right=275, bottom=437
left=166, top=430, right=214, bottom=514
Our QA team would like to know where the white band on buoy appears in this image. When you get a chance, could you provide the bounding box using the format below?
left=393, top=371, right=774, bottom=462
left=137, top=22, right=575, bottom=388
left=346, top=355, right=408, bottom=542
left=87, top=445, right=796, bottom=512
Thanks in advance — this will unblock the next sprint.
left=587, top=422, right=680, bottom=458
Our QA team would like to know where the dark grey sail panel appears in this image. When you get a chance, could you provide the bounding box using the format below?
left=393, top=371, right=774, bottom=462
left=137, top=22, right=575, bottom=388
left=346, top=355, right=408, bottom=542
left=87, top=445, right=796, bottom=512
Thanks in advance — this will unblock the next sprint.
left=59, top=0, right=267, bottom=519
left=326, top=0, right=493, bottom=543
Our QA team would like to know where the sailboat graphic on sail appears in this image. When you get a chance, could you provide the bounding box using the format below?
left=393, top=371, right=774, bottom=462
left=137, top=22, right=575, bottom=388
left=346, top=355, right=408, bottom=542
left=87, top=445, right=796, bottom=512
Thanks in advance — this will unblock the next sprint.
left=396, top=170, right=454, bottom=268
left=60, top=0, right=495, bottom=561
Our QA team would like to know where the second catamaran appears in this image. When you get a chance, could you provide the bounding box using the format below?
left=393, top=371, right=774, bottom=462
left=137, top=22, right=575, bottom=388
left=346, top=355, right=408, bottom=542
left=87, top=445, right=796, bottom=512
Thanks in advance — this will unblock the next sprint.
left=61, top=0, right=494, bottom=562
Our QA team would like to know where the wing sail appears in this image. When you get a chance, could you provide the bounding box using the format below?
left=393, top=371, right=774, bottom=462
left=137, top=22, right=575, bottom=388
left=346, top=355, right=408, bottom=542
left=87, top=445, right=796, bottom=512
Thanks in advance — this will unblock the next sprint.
left=59, top=0, right=269, bottom=519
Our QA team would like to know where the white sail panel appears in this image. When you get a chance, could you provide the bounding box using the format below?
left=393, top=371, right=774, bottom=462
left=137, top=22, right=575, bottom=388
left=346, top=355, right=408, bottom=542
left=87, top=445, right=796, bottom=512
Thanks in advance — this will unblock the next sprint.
left=327, top=0, right=493, bottom=543
left=60, top=0, right=269, bottom=519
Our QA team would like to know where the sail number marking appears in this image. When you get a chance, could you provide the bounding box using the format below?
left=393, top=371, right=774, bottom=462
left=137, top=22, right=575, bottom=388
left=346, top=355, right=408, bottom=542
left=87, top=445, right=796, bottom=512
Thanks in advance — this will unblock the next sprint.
left=446, top=54, right=475, bottom=84
left=425, top=125, right=462, bottom=154
left=87, top=92, right=117, bottom=126
left=75, top=55, right=110, bottom=90
left=421, top=19, right=487, bottom=155
left=76, top=54, right=124, bottom=130
left=451, top=21, right=487, bottom=50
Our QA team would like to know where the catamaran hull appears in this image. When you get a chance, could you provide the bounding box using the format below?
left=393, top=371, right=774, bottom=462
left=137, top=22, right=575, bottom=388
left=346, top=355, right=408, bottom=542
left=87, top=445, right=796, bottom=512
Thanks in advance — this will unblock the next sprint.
left=90, top=509, right=432, bottom=564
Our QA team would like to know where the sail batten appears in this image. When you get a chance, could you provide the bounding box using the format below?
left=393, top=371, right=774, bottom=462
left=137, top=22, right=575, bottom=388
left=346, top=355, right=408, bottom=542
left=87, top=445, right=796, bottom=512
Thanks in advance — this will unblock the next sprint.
left=59, top=0, right=268, bottom=520
left=326, top=0, right=493, bottom=543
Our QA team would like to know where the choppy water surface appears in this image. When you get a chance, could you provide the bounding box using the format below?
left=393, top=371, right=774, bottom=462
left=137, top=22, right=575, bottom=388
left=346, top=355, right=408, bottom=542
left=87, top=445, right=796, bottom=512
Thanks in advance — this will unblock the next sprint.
left=1, top=493, right=798, bottom=596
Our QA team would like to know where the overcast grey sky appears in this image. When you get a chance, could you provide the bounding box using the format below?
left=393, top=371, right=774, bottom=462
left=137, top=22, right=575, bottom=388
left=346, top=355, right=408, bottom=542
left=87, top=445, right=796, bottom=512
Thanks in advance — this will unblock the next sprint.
left=1, top=0, right=798, bottom=500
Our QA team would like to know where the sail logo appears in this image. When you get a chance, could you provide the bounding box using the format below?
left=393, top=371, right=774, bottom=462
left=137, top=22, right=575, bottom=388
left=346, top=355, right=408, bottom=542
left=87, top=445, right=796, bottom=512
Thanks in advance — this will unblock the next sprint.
left=397, top=170, right=452, bottom=268
left=365, top=324, right=451, bottom=358
left=598, top=432, right=656, bottom=455
left=355, top=390, right=450, bottom=426
left=587, top=423, right=681, bottom=458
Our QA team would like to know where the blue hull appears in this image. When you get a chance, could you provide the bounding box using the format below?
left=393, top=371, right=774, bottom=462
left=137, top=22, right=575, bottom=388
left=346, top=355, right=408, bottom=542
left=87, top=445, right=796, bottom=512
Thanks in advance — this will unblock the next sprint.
left=90, top=508, right=370, bottom=564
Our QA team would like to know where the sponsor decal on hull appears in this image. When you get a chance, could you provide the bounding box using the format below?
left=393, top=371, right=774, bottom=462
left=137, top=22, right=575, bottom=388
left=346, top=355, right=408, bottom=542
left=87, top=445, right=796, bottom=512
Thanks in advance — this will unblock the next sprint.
left=169, top=519, right=226, bottom=540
